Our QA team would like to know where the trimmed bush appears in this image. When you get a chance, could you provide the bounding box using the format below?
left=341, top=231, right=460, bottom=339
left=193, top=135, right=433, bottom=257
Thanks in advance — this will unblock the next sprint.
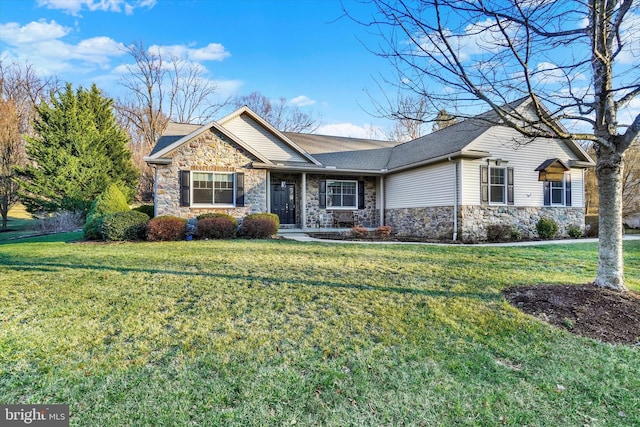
left=375, top=225, right=393, bottom=238
left=240, top=213, right=279, bottom=239
left=536, top=217, right=559, bottom=239
left=83, top=184, right=130, bottom=240
left=196, top=212, right=239, bottom=228
left=133, top=204, right=154, bottom=218
left=146, top=216, right=187, bottom=241
left=567, top=224, right=583, bottom=238
left=486, top=224, right=513, bottom=242
left=351, top=226, right=369, bottom=238
left=196, top=216, right=238, bottom=239
left=101, top=211, right=150, bottom=241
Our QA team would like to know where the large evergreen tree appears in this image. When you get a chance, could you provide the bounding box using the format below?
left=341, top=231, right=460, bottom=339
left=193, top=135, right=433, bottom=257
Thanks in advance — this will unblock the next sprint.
left=17, top=83, right=138, bottom=214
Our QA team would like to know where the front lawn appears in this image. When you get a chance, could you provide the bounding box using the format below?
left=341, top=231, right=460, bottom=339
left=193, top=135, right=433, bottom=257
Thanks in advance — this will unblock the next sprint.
left=1, top=237, right=638, bottom=426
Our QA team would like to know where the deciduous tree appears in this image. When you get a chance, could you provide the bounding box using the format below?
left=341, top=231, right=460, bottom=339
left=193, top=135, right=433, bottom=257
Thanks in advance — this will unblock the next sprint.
left=233, top=92, right=320, bottom=133
left=354, top=0, right=640, bottom=291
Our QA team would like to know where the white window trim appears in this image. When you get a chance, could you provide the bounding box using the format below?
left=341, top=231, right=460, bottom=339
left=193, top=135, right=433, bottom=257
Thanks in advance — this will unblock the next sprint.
left=549, top=179, right=566, bottom=206
left=326, top=179, right=358, bottom=210
left=191, top=171, right=236, bottom=208
left=488, top=167, right=507, bottom=205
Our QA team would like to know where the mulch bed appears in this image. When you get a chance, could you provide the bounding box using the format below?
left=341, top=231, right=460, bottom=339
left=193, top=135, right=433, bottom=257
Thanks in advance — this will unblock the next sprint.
left=503, top=284, right=640, bottom=345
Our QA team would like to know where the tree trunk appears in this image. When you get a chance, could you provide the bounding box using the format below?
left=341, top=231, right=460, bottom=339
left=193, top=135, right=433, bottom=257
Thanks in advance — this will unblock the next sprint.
left=594, top=147, right=626, bottom=291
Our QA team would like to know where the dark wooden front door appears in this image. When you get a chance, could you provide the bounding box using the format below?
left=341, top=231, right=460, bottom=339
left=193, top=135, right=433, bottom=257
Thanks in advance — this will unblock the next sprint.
left=271, top=183, right=296, bottom=225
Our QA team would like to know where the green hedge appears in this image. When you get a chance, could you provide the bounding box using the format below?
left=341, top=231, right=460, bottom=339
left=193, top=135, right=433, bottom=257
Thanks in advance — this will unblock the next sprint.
left=101, top=211, right=150, bottom=241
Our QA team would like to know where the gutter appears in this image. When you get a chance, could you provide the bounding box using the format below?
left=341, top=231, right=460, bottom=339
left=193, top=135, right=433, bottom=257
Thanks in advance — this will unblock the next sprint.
left=449, top=157, right=458, bottom=241
left=143, top=156, right=172, bottom=165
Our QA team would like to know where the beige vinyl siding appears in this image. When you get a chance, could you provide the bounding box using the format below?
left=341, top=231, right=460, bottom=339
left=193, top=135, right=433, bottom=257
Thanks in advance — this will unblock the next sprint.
left=385, top=162, right=455, bottom=209
left=221, top=114, right=308, bottom=163
left=462, top=126, right=585, bottom=207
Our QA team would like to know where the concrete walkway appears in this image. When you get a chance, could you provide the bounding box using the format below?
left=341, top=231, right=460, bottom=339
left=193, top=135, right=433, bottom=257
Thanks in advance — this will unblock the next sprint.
left=278, top=232, right=640, bottom=247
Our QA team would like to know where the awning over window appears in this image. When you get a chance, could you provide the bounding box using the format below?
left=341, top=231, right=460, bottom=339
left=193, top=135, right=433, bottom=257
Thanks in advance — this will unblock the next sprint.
left=535, top=158, right=570, bottom=181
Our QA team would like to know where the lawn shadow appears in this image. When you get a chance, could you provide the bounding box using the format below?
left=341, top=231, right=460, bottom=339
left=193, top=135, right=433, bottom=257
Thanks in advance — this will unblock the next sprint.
left=0, top=257, right=500, bottom=302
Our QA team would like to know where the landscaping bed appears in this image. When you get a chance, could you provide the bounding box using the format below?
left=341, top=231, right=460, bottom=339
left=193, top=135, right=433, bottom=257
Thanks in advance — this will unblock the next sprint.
left=504, top=284, right=640, bottom=345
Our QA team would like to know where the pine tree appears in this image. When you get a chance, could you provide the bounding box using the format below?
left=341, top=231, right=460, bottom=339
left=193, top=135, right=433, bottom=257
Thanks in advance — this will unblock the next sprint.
left=17, top=83, right=138, bottom=214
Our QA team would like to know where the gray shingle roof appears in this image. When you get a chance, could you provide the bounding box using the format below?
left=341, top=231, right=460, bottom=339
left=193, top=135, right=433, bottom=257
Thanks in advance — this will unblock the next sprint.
left=387, top=118, right=492, bottom=170
left=284, top=133, right=397, bottom=171
left=149, top=122, right=202, bottom=156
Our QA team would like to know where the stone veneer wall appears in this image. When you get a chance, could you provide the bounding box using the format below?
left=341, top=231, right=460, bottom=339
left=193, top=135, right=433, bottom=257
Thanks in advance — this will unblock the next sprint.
left=305, top=175, right=378, bottom=228
left=155, top=129, right=267, bottom=219
left=459, top=206, right=585, bottom=242
left=385, top=205, right=585, bottom=241
left=385, top=207, right=455, bottom=239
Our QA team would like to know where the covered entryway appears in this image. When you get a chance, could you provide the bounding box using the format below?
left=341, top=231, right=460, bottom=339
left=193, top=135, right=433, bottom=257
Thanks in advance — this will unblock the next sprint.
left=270, top=183, right=296, bottom=225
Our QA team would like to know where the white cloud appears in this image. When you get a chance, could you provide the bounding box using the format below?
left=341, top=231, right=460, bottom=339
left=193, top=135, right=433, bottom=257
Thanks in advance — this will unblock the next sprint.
left=37, top=0, right=157, bottom=15
left=533, top=61, right=587, bottom=84
left=290, top=95, right=316, bottom=107
left=316, top=123, right=386, bottom=139
left=0, top=20, right=70, bottom=44
left=0, top=20, right=125, bottom=75
left=149, top=43, right=230, bottom=62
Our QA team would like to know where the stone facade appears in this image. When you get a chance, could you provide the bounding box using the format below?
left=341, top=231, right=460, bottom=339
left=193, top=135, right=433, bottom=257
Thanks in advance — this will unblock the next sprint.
left=385, top=207, right=455, bottom=240
left=385, top=205, right=585, bottom=241
left=459, top=205, right=586, bottom=242
left=154, top=129, right=267, bottom=219
left=304, top=175, right=378, bottom=228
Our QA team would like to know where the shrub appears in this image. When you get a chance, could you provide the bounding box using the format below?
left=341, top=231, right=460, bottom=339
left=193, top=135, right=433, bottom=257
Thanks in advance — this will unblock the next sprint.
left=240, top=213, right=279, bottom=239
left=585, top=215, right=599, bottom=237
left=196, top=216, right=238, bottom=239
left=536, top=217, right=559, bottom=239
left=567, top=224, right=583, bottom=238
left=486, top=224, right=513, bottom=242
left=146, top=216, right=187, bottom=241
left=196, top=212, right=238, bottom=228
left=351, top=226, right=369, bottom=238
left=84, top=184, right=130, bottom=240
left=133, top=204, right=154, bottom=218
left=101, top=211, right=150, bottom=241
left=510, top=227, right=522, bottom=241
left=375, top=225, right=393, bottom=238
left=36, top=210, right=84, bottom=234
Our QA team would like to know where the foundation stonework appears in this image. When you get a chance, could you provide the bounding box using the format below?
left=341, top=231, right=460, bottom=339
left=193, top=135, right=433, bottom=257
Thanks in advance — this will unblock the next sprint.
left=385, top=205, right=585, bottom=241
left=459, top=206, right=585, bottom=242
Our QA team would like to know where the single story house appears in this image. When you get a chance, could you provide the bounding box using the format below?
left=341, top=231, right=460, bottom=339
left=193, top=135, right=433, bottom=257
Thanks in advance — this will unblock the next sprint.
left=145, top=97, right=594, bottom=241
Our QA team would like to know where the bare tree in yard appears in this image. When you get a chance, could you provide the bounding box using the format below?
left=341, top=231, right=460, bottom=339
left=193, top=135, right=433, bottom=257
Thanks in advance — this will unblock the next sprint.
left=432, top=109, right=458, bottom=132
left=116, top=42, right=226, bottom=200
left=233, top=92, right=320, bottom=133
left=0, top=98, right=21, bottom=231
left=385, top=93, right=432, bottom=141
left=353, top=0, right=640, bottom=291
left=0, top=60, right=58, bottom=229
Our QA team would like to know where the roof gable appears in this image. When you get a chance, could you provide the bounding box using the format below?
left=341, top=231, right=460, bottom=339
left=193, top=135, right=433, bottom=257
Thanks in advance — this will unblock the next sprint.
left=146, top=120, right=272, bottom=164
left=218, top=107, right=321, bottom=165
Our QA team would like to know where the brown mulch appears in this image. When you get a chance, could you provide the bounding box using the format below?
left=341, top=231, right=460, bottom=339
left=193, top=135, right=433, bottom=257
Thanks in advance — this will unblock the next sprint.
left=503, top=284, right=640, bottom=345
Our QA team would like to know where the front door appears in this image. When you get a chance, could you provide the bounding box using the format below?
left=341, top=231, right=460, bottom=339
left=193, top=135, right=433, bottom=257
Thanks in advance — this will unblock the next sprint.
left=271, top=183, right=296, bottom=225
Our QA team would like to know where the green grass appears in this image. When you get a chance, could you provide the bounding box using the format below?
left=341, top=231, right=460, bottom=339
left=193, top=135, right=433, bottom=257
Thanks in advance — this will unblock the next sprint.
left=0, top=203, right=36, bottom=242
left=1, top=237, right=639, bottom=426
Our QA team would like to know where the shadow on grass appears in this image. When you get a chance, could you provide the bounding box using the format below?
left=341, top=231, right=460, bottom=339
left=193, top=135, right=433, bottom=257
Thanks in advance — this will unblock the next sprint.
left=0, top=256, right=500, bottom=302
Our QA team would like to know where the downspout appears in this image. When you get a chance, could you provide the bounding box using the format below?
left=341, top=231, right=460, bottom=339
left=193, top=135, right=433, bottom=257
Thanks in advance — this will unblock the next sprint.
left=449, top=158, right=458, bottom=241
left=266, top=171, right=271, bottom=214
left=153, top=166, right=158, bottom=218
left=379, top=175, right=385, bottom=227
left=301, top=172, right=307, bottom=230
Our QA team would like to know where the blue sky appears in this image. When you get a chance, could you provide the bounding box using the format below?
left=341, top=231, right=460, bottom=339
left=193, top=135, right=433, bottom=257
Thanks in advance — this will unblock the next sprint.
left=0, top=0, right=395, bottom=138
